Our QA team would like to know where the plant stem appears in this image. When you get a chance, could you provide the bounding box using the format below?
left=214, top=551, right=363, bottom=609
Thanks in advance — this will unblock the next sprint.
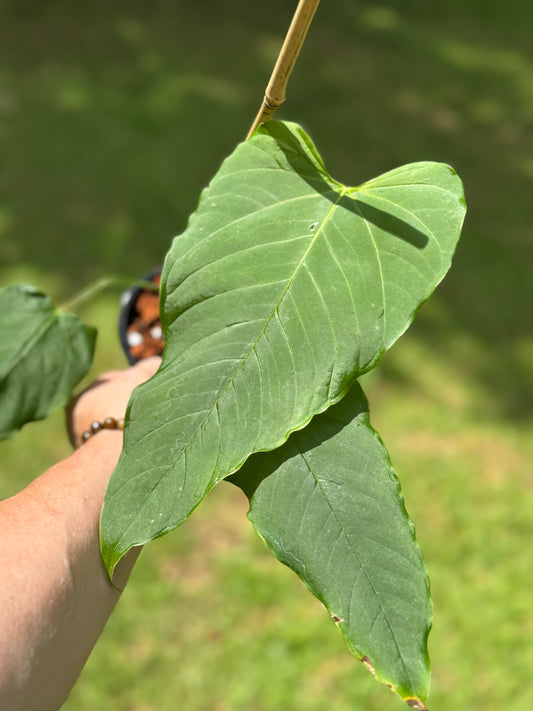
left=60, top=276, right=159, bottom=313
left=246, top=0, right=320, bottom=139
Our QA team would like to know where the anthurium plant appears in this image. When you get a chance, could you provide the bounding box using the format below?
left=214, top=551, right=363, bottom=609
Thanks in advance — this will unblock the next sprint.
left=0, top=3, right=466, bottom=708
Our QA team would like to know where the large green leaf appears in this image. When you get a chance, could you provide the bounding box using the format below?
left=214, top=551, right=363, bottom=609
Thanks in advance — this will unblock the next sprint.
left=0, top=284, right=96, bottom=439
left=230, top=383, right=431, bottom=709
left=100, top=120, right=465, bottom=573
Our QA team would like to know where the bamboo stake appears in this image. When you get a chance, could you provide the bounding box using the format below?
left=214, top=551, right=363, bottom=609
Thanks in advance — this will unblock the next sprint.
left=246, top=0, right=320, bottom=139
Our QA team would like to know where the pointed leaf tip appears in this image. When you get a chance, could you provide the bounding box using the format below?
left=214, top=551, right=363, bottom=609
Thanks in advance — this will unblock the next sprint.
left=405, top=699, right=429, bottom=711
left=232, top=383, right=432, bottom=703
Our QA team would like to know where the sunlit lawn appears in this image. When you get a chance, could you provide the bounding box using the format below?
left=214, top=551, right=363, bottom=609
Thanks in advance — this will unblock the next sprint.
left=1, top=1, right=532, bottom=709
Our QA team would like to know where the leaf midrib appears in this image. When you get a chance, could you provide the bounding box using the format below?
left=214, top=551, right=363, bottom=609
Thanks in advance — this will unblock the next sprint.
left=176, top=190, right=345, bottom=458
left=115, top=191, right=347, bottom=531
left=295, top=439, right=417, bottom=693
left=0, top=311, right=56, bottom=382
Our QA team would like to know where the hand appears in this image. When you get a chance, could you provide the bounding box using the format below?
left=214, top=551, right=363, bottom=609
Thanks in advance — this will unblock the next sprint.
left=66, top=357, right=161, bottom=448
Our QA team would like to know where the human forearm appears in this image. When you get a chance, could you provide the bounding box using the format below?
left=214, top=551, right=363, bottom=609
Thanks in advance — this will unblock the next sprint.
left=0, top=430, right=138, bottom=711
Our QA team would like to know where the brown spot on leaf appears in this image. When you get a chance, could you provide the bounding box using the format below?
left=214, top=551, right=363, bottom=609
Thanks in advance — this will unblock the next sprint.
left=405, top=699, right=429, bottom=711
left=331, top=614, right=344, bottom=623
left=360, top=655, right=376, bottom=676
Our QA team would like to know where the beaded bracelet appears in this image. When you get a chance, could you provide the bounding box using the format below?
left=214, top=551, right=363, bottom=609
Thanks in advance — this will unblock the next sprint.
left=80, top=416, right=125, bottom=445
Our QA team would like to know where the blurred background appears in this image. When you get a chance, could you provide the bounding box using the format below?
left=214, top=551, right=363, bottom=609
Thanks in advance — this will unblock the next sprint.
left=1, top=0, right=532, bottom=709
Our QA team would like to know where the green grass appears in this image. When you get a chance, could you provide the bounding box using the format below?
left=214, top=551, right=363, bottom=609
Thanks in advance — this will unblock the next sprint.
left=1, top=1, right=532, bottom=709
